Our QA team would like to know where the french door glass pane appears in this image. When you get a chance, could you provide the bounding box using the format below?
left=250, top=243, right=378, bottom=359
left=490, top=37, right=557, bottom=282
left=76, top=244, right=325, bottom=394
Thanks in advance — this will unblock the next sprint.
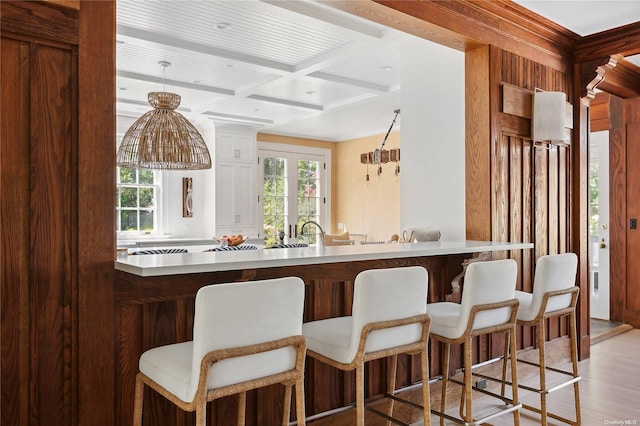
left=263, top=156, right=288, bottom=246
left=261, top=150, right=325, bottom=246
left=297, top=159, right=321, bottom=245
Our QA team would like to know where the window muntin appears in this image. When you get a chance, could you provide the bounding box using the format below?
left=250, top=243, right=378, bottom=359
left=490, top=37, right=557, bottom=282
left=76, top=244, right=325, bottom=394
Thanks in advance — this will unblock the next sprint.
left=116, top=167, right=160, bottom=235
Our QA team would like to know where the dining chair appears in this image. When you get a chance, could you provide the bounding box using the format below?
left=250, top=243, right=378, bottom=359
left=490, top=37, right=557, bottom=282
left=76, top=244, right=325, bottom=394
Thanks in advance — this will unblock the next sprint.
left=302, top=266, right=431, bottom=426
left=427, top=259, right=521, bottom=426
left=133, top=277, right=307, bottom=426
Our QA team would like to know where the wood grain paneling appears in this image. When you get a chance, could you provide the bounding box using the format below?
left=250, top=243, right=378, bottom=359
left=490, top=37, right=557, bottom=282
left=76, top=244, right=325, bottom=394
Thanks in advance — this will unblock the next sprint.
left=465, top=46, right=491, bottom=241
left=77, top=2, right=116, bottom=425
left=607, top=95, right=626, bottom=323
left=624, top=97, right=640, bottom=326
left=487, top=49, right=574, bottom=349
left=2, top=2, right=115, bottom=425
left=30, top=42, right=76, bottom=426
left=1, top=21, right=77, bottom=424
left=576, top=21, right=640, bottom=62
left=1, top=37, right=31, bottom=426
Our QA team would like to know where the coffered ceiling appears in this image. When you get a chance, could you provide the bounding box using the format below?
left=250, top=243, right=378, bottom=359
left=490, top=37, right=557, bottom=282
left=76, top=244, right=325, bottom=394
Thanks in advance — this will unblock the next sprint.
left=116, top=0, right=640, bottom=142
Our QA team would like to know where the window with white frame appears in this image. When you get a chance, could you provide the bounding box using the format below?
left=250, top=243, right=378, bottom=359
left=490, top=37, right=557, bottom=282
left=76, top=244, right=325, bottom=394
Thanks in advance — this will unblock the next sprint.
left=116, top=167, right=160, bottom=234
left=115, top=135, right=161, bottom=235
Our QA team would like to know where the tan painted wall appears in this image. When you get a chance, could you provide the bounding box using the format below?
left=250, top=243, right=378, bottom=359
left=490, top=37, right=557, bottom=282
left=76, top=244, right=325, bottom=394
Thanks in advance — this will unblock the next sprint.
left=257, top=132, right=400, bottom=239
left=335, top=131, right=400, bottom=241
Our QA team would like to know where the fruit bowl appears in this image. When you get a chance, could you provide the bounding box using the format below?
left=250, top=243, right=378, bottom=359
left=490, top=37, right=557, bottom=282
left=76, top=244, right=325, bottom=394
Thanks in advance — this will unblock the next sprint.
left=214, top=234, right=248, bottom=247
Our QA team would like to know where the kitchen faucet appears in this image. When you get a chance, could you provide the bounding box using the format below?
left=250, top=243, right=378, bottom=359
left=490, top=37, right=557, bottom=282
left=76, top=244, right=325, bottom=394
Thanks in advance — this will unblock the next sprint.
left=300, top=220, right=325, bottom=247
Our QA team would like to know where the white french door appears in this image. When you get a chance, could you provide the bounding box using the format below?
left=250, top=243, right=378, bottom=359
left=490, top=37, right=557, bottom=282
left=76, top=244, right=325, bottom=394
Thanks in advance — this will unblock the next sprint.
left=258, top=144, right=329, bottom=246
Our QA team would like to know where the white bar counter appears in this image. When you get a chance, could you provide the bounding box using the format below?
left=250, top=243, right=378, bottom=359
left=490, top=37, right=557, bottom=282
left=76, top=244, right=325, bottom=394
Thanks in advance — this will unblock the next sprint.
left=115, top=240, right=533, bottom=277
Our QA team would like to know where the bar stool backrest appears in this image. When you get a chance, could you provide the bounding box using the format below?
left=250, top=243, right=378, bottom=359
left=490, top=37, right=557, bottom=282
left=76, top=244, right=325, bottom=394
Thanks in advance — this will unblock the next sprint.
left=189, top=277, right=304, bottom=401
left=531, top=253, right=578, bottom=315
left=350, top=266, right=428, bottom=362
left=459, top=259, right=517, bottom=334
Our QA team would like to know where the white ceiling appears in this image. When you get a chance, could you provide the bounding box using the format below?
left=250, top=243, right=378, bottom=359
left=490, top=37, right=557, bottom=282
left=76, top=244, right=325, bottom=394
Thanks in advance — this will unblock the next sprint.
left=116, top=0, right=640, bottom=142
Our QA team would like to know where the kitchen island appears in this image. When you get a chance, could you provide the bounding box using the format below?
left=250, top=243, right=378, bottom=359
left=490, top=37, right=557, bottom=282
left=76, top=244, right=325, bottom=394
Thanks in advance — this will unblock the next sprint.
left=114, top=240, right=532, bottom=425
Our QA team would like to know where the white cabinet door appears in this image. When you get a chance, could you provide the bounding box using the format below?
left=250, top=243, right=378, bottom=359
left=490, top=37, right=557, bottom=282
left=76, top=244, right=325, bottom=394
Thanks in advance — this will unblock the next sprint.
left=214, top=128, right=258, bottom=236
left=235, top=162, right=255, bottom=227
left=215, top=162, right=236, bottom=228
left=215, top=131, right=255, bottom=163
left=215, top=161, right=256, bottom=236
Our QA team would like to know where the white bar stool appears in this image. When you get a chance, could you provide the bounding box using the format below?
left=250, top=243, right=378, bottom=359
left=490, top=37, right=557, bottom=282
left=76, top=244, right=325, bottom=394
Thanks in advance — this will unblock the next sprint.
left=302, top=266, right=431, bottom=426
left=133, top=277, right=307, bottom=426
left=427, top=259, right=521, bottom=425
left=511, top=252, right=581, bottom=425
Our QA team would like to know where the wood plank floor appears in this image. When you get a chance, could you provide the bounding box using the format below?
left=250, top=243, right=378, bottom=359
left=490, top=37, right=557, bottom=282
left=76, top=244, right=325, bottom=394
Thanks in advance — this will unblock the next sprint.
left=307, top=329, right=640, bottom=425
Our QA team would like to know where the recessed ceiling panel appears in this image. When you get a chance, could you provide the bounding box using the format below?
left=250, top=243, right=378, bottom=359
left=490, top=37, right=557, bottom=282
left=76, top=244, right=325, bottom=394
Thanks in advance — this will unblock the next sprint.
left=252, top=78, right=370, bottom=107
left=117, top=41, right=280, bottom=90
left=117, top=0, right=357, bottom=66
left=320, top=48, right=401, bottom=88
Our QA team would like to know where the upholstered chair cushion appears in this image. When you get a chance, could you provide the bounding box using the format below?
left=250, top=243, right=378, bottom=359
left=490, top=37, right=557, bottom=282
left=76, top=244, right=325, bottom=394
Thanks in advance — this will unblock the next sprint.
left=303, top=266, right=428, bottom=364
left=138, top=277, right=304, bottom=403
left=515, top=253, right=578, bottom=322
left=427, top=259, right=517, bottom=339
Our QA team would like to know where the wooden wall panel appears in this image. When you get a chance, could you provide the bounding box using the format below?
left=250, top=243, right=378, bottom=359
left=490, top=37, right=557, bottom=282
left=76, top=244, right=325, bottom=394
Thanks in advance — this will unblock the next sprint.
left=608, top=95, right=626, bottom=323
left=465, top=46, right=491, bottom=240
left=1, top=37, right=31, bottom=426
left=625, top=121, right=640, bottom=308
left=76, top=2, right=116, bottom=425
left=624, top=97, right=640, bottom=326
left=1, top=15, right=77, bottom=423
left=29, top=42, right=76, bottom=426
left=492, top=49, right=574, bottom=348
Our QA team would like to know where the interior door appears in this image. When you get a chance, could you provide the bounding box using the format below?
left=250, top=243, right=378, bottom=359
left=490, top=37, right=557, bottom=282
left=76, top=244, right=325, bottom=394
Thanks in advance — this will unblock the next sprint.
left=590, top=130, right=610, bottom=320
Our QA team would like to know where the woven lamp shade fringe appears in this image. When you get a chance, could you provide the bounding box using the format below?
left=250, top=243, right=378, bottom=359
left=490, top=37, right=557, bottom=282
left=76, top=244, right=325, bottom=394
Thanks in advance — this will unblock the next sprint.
left=117, top=92, right=212, bottom=170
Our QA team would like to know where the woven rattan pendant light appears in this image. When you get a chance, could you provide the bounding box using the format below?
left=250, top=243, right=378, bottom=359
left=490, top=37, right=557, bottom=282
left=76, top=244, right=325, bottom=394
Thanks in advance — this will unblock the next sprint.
left=117, top=61, right=212, bottom=170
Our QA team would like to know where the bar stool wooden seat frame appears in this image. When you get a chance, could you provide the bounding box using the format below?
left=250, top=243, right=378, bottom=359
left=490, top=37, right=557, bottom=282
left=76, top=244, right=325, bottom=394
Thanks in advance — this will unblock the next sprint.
left=431, top=299, right=521, bottom=425
left=511, top=286, right=581, bottom=425
left=133, top=278, right=307, bottom=426
left=306, top=314, right=431, bottom=426
left=134, top=335, right=307, bottom=426
left=303, top=266, right=432, bottom=426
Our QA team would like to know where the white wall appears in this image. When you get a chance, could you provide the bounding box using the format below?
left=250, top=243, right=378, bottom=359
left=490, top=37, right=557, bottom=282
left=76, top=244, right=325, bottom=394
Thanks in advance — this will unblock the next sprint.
left=162, top=117, right=216, bottom=238
left=400, top=40, right=465, bottom=241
